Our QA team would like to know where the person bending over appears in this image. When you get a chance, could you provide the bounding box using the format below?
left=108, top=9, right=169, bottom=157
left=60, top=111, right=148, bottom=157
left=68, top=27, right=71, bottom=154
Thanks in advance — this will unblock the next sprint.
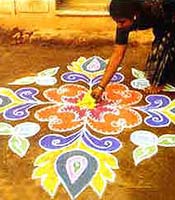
left=91, top=0, right=175, bottom=101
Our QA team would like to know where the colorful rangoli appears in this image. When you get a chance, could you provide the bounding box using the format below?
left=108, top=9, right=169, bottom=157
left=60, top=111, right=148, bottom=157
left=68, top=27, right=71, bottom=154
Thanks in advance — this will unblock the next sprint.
left=0, top=56, right=174, bottom=199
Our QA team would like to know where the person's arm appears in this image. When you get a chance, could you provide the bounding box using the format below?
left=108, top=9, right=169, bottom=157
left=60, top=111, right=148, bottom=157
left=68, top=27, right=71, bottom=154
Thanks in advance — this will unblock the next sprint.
left=98, top=44, right=127, bottom=88
left=91, top=44, right=127, bottom=101
left=91, top=24, right=131, bottom=101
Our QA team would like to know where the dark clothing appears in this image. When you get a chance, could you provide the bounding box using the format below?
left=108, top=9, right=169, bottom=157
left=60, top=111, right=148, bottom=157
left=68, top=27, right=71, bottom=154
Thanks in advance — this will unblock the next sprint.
left=115, top=0, right=175, bottom=86
left=146, top=30, right=175, bottom=86
left=115, top=0, right=175, bottom=44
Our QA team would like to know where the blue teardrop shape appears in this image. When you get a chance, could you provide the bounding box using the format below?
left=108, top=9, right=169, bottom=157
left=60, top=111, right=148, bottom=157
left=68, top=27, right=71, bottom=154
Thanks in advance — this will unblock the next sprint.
left=55, top=150, right=98, bottom=199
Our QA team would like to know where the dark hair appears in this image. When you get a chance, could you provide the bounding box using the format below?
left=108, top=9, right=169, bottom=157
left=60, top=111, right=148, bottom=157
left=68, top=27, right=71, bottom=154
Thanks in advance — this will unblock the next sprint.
left=109, top=0, right=140, bottom=20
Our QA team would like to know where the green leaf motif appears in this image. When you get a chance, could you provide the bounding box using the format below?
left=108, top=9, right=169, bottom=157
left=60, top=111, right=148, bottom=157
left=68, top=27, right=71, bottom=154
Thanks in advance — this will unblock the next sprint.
left=133, top=145, right=158, bottom=166
left=9, top=76, right=36, bottom=85
left=163, top=84, right=175, bottom=92
left=37, top=67, right=60, bottom=77
left=158, top=135, right=175, bottom=147
left=8, top=136, right=30, bottom=157
left=131, top=68, right=146, bottom=79
left=0, top=123, right=13, bottom=135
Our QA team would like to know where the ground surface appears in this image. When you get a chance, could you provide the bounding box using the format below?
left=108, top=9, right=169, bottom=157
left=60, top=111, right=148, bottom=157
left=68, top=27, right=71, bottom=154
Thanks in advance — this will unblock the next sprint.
left=0, top=31, right=175, bottom=200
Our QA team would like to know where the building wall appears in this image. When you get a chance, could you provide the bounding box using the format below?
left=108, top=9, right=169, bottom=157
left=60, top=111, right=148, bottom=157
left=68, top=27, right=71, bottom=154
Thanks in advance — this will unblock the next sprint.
left=0, top=0, right=55, bottom=14
left=16, top=0, right=49, bottom=13
left=0, top=0, right=110, bottom=15
left=0, top=0, right=15, bottom=14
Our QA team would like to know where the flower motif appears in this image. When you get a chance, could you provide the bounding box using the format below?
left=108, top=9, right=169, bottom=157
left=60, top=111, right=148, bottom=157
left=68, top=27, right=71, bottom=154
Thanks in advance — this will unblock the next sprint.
left=66, top=56, right=107, bottom=79
left=61, top=56, right=124, bottom=87
left=32, top=139, right=119, bottom=199
left=35, top=83, right=142, bottom=135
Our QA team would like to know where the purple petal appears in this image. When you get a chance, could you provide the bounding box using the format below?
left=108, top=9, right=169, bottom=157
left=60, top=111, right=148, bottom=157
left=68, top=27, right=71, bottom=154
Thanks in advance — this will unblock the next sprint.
left=82, top=130, right=122, bottom=152
left=61, top=72, right=90, bottom=84
left=138, top=95, right=171, bottom=110
left=92, top=72, right=124, bottom=86
left=145, top=112, right=170, bottom=127
left=15, top=87, right=39, bottom=101
left=39, top=132, right=81, bottom=150
left=136, top=95, right=171, bottom=127
left=91, top=75, right=102, bottom=85
left=4, top=103, right=37, bottom=121
left=111, top=72, right=124, bottom=83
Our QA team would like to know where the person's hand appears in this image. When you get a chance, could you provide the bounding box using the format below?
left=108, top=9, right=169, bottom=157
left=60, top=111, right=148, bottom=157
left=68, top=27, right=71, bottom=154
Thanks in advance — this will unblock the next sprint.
left=91, top=86, right=104, bottom=102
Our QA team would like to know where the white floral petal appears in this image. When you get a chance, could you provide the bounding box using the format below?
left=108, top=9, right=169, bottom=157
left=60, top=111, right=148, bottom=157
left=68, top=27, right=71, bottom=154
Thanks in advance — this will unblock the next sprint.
left=14, top=122, right=40, bottom=138
left=35, top=76, right=57, bottom=86
left=9, top=76, right=36, bottom=85
left=130, top=130, right=158, bottom=147
left=37, top=67, right=60, bottom=77
left=131, top=78, right=150, bottom=90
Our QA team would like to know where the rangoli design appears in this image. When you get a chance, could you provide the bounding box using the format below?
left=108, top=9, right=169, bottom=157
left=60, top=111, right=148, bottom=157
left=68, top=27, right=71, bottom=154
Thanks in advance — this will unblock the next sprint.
left=32, top=137, right=119, bottom=198
left=0, top=56, right=174, bottom=199
left=0, top=87, right=42, bottom=120
left=9, top=67, right=60, bottom=86
left=131, top=130, right=175, bottom=165
left=61, top=56, right=124, bottom=88
left=135, top=95, right=175, bottom=127
left=0, top=122, right=40, bottom=157
left=34, top=83, right=143, bottom=134
left=131, top=67, right=175, bottom=92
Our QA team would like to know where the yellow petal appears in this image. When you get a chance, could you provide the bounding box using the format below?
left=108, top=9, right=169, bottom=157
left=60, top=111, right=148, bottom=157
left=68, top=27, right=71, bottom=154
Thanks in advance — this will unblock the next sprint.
left=161, top=100, right=175, bottom=124
left=34, top=151, right=59, bottom=166
left=79, top=142, right=118, bottom=169
left=0, top=88, right=24, bottom=113
left=99, top=164, right=116, bottom=182
left=97, top=152, right=119, bottom=169
left=32, top=152, right=60, bottom=198
left=32, top=164, right=49, bottom=178
left=90, top=172, right=107, bottom=197
left=42, top=174, right=60, bottom=198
